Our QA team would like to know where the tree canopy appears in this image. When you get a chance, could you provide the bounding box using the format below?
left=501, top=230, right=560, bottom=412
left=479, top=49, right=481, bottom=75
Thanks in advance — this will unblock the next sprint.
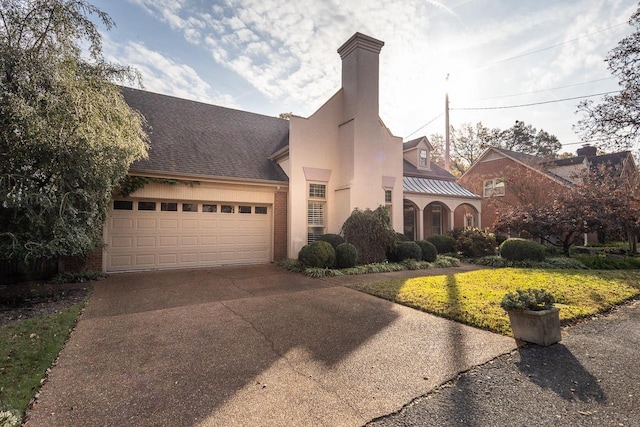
left=576, top=4, right=640, bottom=152
left=432, top=120, right=561, bottom=174
left=0, top=0, right=148, bottom=263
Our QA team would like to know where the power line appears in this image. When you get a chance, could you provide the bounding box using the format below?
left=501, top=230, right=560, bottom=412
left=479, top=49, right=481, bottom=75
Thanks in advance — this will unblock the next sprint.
left=474, top=22, right=628, bottom=70
left=405, top=112, right=444, bottom=139
left=451, top=91, right=619, bottom=111
left=475, top=77, right=615, bottom=101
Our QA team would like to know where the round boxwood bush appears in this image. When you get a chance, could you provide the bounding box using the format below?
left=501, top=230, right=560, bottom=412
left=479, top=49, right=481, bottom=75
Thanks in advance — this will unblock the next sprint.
left=316, top=233, right=345, bottom=249
left=395, top=241, right=422, bottom=261
left=426, top=234, right=456, bottom=254
left=335, top=242, right=358, bottom=268
left=395, top=232, right=410, bottom=242
left=298, top=240, right=336, bottom=268
left=415, top=240, right=438, bottom=262
left=500, top=238, right=546, bottom=262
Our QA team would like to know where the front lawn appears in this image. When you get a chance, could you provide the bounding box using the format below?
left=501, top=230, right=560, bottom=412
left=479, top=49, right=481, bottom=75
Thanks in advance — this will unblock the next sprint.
left=348, top=268, right=640, bottom=335
left=0, top=302, right=85, bottom=423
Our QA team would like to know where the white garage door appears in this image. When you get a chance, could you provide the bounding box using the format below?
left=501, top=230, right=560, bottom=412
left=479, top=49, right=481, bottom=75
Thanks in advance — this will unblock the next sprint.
left=105, top=199, right=272, bottom=272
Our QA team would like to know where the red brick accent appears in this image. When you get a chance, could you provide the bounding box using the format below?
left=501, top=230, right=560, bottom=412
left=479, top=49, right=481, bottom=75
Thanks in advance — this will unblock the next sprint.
left=62, top=246, right=103, bottom=273
left=273, top=189, right=288, bottom=261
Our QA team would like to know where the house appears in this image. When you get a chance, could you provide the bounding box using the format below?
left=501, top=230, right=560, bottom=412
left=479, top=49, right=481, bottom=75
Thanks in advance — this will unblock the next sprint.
left=99, top=33, right=481, bottom=273
left=459, top=144, right=637, bottom=234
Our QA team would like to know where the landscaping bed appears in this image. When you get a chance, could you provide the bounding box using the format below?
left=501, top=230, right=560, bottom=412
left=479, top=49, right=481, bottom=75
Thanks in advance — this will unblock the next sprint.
left=348, top=268, right=640, bottom=335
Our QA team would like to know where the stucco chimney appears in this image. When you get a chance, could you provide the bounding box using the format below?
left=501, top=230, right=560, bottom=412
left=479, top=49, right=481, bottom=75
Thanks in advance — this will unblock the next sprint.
left=337, top=32, right=384, bottom=122
left=577, top=144, right=597, bottom=157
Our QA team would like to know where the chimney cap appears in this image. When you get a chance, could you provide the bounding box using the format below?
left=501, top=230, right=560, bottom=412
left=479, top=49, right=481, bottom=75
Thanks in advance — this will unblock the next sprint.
left=577, top=144, right=597, bottom=157
left=337, top=32, right=384, bottom=59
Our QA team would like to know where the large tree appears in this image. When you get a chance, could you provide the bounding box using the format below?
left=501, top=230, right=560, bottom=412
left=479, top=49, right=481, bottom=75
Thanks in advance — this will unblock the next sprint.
left=576, top=4, right=640, bottom=152
left=489, top=120, right=561, bottom=158
left=0, top=0, right=148, bottom=264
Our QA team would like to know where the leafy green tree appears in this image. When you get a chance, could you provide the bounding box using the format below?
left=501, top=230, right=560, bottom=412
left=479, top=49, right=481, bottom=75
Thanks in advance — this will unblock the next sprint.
left=490, top=121, right=560, bottom=158
left=0, top=0, right=148, bottom=264
left=576, top=5, right=640, bottom=152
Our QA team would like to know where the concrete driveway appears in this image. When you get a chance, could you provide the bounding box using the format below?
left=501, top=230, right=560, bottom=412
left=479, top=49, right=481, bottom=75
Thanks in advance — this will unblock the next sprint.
left=25, top=264, right=515, bottom=426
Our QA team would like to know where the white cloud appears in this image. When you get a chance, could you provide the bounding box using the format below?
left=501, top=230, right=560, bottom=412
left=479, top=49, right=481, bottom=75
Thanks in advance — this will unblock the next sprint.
left=102, top=35, right=241, bottom=109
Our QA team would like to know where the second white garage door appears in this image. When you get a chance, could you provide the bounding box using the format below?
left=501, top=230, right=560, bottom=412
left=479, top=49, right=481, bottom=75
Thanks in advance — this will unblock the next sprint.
left=105, top=199, right=272, bottom=272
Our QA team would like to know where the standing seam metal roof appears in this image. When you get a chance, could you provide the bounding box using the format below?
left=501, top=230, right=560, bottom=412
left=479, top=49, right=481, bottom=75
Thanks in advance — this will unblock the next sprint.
left=403, top=176, right=481, bottom=198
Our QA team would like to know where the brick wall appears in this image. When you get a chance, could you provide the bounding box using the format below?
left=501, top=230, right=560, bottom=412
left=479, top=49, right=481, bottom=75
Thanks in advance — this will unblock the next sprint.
left=273, top=189, right=288, bottom=261
left=460, top=156, right=566, bottom=230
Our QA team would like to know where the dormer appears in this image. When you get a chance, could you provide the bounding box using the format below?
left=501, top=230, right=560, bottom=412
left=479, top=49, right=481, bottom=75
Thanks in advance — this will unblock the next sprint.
left=403, top=136, right=434, bottom=171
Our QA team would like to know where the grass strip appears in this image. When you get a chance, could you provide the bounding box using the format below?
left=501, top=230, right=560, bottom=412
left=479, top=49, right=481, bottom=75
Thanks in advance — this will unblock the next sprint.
left=348, top=268, right=640, bottom=335
left=0, top=302, right=85, bottom=420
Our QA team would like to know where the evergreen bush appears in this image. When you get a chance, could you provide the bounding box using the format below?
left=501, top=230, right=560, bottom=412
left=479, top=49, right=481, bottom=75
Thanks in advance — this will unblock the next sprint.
left=500, top=238, right=546, bottom=262
left=298, top=241, right=336, bottom=268
left=316, top=233, right=345, bottom=249
left=416, top=240, right=438, bottom=262
left=336, top=243, right=358, bottom=268
left=395, top=241, right=422, bottom=261
left=341, top=207, right=396, bottom=264
left=453, top=228, right=497, bottom=258
left=427, top=234, right=456, bottom=254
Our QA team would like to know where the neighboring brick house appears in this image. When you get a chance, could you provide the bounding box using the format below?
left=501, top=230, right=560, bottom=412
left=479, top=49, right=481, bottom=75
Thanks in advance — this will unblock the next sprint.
left=98, top=33, right=481, bottom=273
left=459, top=144, right=637, bottom=235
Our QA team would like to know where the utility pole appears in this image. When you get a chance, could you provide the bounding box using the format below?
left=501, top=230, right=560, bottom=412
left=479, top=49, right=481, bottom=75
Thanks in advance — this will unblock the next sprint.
left=445, top=73, right=450, bottom=172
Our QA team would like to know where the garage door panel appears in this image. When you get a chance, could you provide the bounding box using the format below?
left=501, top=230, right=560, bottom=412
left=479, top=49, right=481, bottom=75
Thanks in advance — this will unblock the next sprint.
left=200, top=236, right=217, bottom=245
left=181, top=219, right=198, bottom=229
left=112, top=218, right=134, bottom=229
left=202, top=219, right=218, bottom=229
left=111, top=237, right=133, bottom=248
left=110, top=255, right=133, bottom=268
left=180, top=236, right=198, bottom=246
left=159, top=236, right=178, bottom=247
left=135, top=254, right=156, bottom=266
left=158, top=254, right=178, bottom=265
left=136, top=236, right=157, bottom=247
left=160, top=219, right=179, bottom=229
left=200, top=252, right=218, bottom=262
left=180, top=253, right=198, bottom=263
left=137, top=218, right=157, bottom=229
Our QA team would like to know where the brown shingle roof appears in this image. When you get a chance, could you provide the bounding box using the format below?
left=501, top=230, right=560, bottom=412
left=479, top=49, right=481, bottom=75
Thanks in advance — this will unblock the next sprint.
left=121, top=87, right=289, bottom=182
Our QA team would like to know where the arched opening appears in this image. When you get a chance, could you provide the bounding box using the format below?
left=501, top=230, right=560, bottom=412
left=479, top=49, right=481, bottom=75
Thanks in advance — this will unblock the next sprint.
left=454, top=203, right=480, bottom=230
left=424, top=202, right=451, bottom=239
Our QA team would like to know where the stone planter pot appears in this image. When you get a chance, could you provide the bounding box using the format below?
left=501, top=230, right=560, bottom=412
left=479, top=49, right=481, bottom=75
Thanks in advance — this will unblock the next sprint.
left=507, top=307, right=561, bottom=346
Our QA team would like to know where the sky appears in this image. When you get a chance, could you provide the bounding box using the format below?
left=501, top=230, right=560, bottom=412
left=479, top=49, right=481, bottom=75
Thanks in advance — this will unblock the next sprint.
left=90, top=0, right=638, bottom=155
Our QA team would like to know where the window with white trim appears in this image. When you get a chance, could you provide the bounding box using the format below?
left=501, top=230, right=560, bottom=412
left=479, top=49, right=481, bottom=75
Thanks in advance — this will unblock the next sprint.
left=483, top=178, right=505, bottom=197
left=307, top=183, right=326, bottom=244
left=419, top=149, right=428, bottom=167
left=384, top=189, right=393, bottom=222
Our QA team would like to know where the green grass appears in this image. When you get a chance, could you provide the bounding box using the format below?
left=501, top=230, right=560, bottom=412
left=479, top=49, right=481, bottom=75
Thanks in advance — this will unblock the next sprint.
left=0, top=302, right=86, bottom=420
left=348, top=268, right=640, bottom=335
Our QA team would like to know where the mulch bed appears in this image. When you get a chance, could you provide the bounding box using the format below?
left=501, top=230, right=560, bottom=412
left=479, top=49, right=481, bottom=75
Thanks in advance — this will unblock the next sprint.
left=0, top=281, right=93, bottom=326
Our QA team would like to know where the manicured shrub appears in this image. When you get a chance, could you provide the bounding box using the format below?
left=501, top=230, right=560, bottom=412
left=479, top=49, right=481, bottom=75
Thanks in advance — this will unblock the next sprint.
left=336, top=242, right=358, bottom=268
left=427, top=234, right=456, bottom=254
left=316, top=233, right=345, bottom=249
left=298, top=240, right=336, bottom=268
left=395, top=241, right=422, bottom=261
left=494, top=233, right=508, bottom=246
left=500, top=238, right=546, bottom=262
left=395, top=232, right=410, bottom=242
left=341, top=207, right=396, bottom=264
left=415, top=240, right=438, bottom=262
left=453, top=228, right=497, bottom=258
